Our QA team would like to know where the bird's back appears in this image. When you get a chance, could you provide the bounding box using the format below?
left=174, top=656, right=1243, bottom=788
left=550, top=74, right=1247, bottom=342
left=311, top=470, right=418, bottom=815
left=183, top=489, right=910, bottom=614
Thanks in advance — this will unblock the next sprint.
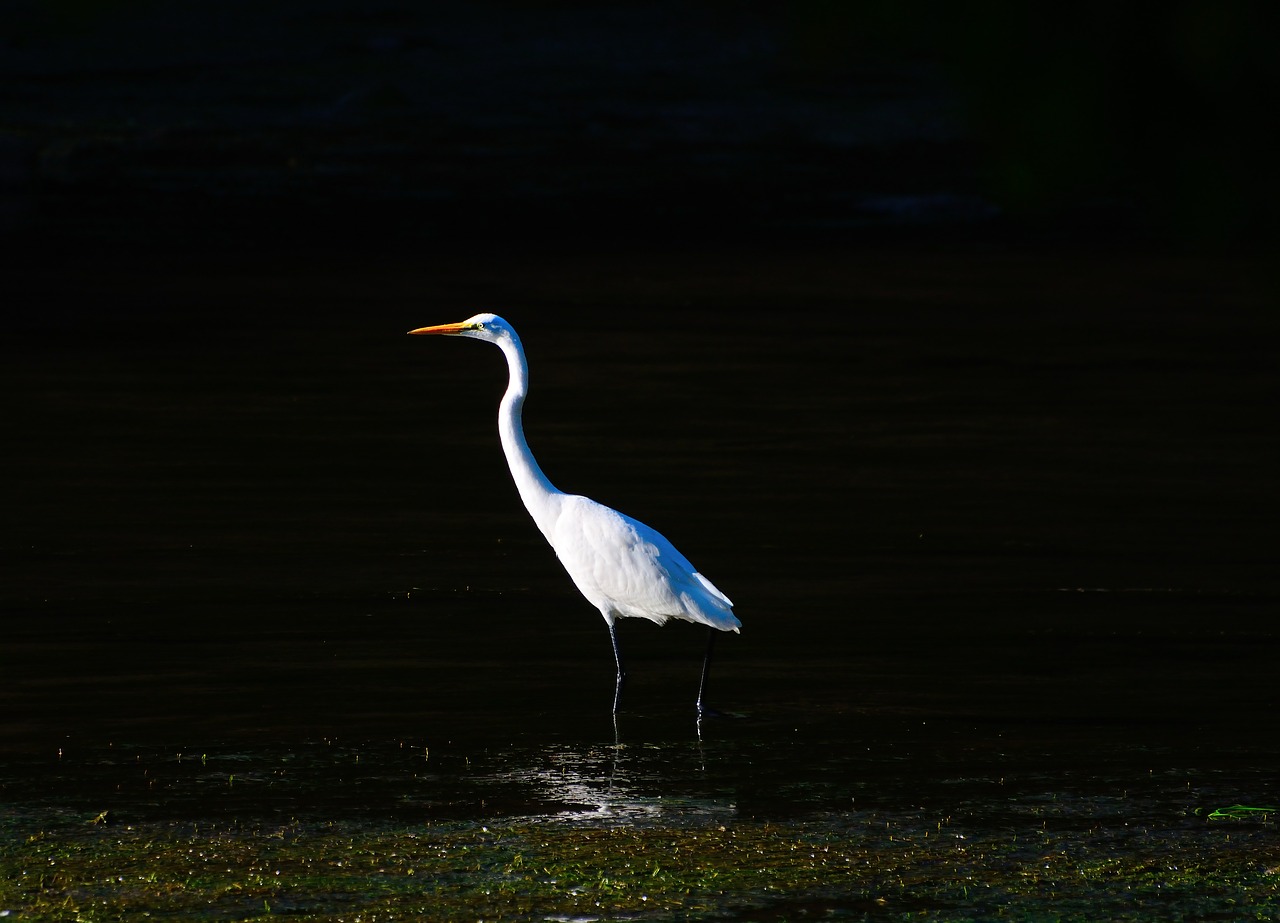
left=548, top=494, right=740, bottom=632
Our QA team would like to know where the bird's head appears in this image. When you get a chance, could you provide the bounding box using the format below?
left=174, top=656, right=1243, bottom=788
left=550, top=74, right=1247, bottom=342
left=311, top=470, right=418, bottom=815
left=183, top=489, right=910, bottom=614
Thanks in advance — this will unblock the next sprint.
left=407, top=313, right=513, bottom=344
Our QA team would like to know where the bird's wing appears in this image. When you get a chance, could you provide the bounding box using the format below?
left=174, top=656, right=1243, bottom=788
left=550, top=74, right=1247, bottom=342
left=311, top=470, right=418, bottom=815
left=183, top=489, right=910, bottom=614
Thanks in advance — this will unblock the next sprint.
left=551, top=495, right=737, bottom=629
left=693, top=570, right=734, bottom=608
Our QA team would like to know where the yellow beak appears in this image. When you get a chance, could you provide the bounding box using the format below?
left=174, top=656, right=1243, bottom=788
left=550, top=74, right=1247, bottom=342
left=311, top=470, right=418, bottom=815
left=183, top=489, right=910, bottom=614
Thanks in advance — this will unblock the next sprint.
left=407, top=322, right=472, bottom=336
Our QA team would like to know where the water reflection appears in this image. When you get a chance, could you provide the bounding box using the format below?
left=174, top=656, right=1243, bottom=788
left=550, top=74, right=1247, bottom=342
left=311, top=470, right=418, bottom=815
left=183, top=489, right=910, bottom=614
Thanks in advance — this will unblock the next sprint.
left=485, top=743, right=728, bottom=824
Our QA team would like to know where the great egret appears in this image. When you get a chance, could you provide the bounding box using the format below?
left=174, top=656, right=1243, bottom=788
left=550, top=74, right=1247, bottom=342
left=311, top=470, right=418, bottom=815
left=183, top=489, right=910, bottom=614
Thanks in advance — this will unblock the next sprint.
left=409, top=314, right=740, bottom=715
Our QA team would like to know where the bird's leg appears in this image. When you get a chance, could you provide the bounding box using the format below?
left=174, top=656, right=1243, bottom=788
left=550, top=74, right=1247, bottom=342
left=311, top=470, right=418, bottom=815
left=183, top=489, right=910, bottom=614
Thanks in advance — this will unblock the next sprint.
left=696, top=626, right=718, bottom=717
left=608, top=621, right=627, bottom=714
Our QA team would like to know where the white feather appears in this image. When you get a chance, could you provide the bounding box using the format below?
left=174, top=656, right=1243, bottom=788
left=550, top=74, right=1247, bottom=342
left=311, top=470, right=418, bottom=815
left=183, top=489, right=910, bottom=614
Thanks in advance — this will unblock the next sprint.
left=409, top=312, right=739, bottom=713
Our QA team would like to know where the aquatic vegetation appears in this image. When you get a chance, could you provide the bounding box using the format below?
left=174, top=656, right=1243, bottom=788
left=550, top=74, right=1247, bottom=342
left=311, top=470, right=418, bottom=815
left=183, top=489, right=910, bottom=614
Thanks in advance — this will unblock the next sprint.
left=3, top=733, right=1279, bottom=920
left=1206, top=804, right=1277, bottom=821
left=4, top=807, right=1278, bottom=921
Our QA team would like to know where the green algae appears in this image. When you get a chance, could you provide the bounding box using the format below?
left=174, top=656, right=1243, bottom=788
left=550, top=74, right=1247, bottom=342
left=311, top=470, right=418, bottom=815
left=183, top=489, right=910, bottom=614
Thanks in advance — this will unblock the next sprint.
left=4, top=733, right=1280, bottom=920
left=1206, top=805, right=1278, bottom=821
left=5, top=809, right=1278, bottom=921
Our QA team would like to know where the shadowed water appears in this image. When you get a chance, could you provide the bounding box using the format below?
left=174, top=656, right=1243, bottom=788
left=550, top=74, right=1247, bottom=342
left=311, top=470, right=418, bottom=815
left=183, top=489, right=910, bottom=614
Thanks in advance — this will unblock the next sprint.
left=2, top=244, right=1278, bottom=916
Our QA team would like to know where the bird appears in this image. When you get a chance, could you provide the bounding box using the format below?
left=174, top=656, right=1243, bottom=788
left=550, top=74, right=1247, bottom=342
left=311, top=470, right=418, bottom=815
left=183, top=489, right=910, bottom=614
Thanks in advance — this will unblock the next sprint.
left=408, top=313, right=739, bottom=715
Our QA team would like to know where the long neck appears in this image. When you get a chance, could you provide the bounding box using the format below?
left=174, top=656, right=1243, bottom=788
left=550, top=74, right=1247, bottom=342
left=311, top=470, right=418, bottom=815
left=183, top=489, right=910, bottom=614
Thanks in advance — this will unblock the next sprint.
left=496, top=334, right=562, bottom=538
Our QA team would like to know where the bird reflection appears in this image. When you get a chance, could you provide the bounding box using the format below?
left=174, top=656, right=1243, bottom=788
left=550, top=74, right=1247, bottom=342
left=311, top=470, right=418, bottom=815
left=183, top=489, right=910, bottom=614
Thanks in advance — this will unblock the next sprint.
left=489, top=737, right=734, bottom=824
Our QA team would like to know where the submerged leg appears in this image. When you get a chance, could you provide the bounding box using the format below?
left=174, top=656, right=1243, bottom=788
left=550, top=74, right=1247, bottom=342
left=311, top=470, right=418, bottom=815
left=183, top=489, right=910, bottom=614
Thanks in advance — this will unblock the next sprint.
left=696, top=626, right=717, bottom=717
left=608, top=620, right=627, bottom=714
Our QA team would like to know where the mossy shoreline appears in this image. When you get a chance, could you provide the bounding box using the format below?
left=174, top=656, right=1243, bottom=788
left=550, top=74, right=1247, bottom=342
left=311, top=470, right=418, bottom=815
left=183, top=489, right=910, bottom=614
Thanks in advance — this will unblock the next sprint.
left=5, top=806, right=1277, bottom=921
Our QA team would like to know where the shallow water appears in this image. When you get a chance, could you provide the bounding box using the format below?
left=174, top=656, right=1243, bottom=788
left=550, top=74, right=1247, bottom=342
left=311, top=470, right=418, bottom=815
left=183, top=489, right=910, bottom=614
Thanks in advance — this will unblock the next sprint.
left=3, top=243, right=1278, bottom=917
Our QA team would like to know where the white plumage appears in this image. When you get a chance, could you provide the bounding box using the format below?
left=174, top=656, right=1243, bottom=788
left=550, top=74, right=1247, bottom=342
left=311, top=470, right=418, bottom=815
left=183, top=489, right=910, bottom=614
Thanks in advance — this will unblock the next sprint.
left=409, top=313, right=739, bottom=714
left=552, top=493, right=738, bottom=630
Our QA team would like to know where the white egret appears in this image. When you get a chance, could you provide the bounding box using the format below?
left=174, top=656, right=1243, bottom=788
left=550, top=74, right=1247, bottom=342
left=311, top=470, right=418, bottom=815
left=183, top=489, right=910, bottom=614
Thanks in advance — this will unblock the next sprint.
left=408, top=314, right=739, bottom=715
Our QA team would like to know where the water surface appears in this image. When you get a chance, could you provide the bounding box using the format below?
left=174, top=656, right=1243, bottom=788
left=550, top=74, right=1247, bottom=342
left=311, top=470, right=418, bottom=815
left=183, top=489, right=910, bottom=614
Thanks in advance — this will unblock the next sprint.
left=3, top=243, right=1277, bottom=917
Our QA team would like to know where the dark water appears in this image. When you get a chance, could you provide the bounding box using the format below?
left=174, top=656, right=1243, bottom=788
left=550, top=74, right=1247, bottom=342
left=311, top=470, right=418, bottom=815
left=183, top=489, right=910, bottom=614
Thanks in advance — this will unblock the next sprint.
left=3, top=244, right=1278, bottom=914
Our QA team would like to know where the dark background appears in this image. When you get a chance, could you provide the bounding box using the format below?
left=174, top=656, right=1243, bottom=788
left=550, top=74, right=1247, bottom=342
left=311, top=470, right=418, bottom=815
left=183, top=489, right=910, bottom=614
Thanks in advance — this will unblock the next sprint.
left=5, top=0, right=1278, bottom=253
left=2, top=1, right=1278, bottom=750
